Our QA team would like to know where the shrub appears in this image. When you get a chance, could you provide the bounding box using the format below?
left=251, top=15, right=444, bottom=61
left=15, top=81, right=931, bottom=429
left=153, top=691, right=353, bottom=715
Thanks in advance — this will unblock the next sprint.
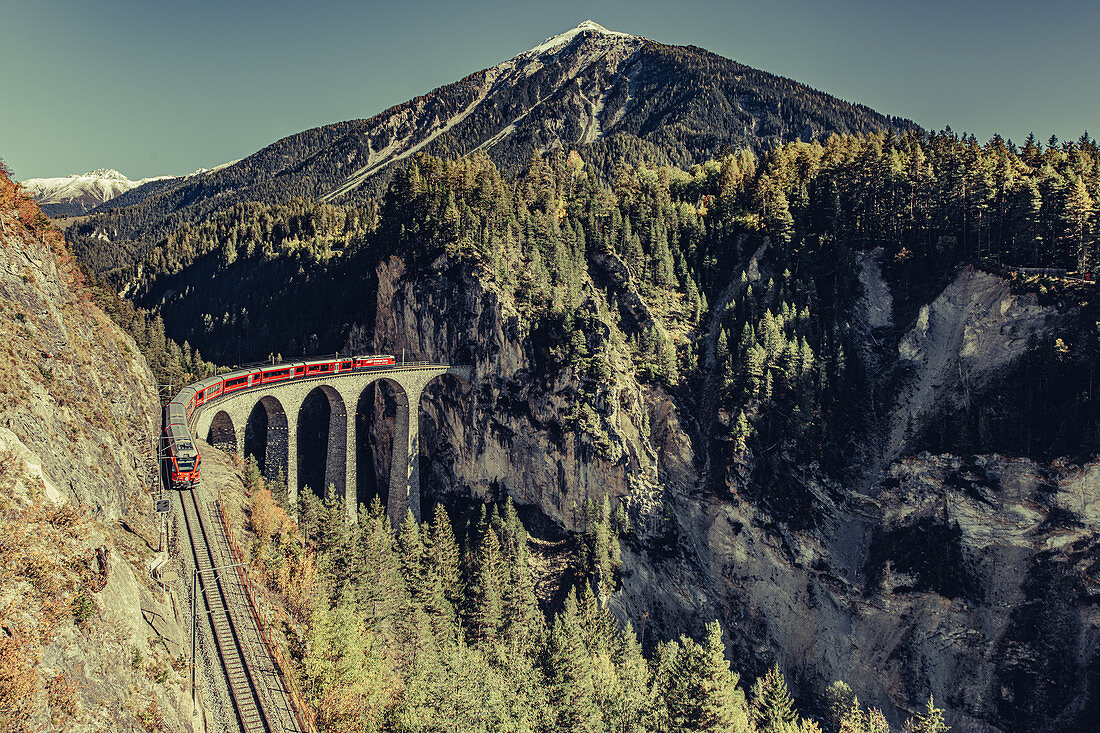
left=71, top=590, right=97, bottom=624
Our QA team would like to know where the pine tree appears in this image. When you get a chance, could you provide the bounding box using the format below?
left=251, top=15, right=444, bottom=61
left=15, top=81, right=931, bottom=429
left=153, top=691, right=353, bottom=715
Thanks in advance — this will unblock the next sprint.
left=902, top=695, right=949, bottom=733
left=732, top=410, right=752, bottom=453
left=544, top=591, right=599, bottom=733
left=750, top=663, right=797, bottom=732
left=823, top=680, right=858, bottom=733
left=397, top=508, right=426, bottom=591
left=662, top=621, right=749, bottom=733
left=354, top=498, right=407, bottom=637
left=467, top=515, right=502, bottom=647
left=602, top=621, right=651, bottom=733
left=499, top=501, right=542, bottom=652
left=428, top=505, right=463, bottom=609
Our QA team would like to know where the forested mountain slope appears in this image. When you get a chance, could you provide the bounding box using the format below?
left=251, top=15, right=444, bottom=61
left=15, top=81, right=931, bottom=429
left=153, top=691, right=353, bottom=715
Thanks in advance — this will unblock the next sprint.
left=69, top=21, right=912, bottom=276
left=98, top=129, right=1100, bottom=732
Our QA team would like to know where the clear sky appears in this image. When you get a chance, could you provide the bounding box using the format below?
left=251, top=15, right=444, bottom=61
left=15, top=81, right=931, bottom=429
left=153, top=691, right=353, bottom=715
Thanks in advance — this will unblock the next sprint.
left=2, top=0, right=1097, bottom=180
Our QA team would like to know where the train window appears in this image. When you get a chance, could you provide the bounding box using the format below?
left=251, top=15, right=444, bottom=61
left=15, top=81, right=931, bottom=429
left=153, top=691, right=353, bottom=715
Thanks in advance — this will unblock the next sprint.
left=341, top=361, right=352, bottom=369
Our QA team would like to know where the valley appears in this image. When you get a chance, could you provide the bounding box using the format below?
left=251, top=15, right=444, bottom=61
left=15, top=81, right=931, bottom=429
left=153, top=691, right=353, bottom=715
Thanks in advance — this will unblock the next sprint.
left=3, top=16, right=1098, bottom=733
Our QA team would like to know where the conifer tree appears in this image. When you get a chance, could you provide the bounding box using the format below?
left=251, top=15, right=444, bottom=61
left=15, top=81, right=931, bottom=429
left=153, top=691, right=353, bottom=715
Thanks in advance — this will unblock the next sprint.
left=750, top=663, right=798, bottom=732
left=467, top=516, right=502, bottom=647
left=663, top=621, right=750, bottom=733
left=397, top=508, right=426, bottom=592
left=823, top=680, right=858, bottom=733
left=544, top=591, right=599, bottom=733
left=429, top=505, right=463, bottom=609
left=355, top=498, right=407, bottom=636
left=902, top=695, right=949, bottom=733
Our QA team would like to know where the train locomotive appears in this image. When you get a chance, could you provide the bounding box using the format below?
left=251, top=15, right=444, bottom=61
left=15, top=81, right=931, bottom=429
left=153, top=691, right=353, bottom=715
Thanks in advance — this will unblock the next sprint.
left=163, top=354, right=396, bottom=490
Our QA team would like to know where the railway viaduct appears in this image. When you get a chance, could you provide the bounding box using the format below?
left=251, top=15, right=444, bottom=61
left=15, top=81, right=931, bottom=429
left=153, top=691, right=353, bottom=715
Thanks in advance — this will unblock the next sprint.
left=191, top=363, right=470, bottom=526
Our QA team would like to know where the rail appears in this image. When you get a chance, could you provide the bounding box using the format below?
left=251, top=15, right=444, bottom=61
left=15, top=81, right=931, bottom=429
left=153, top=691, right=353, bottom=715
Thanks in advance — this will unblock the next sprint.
left=180, top=488, right=273, bottom=732
left=216, top=494, right=316, bottom=732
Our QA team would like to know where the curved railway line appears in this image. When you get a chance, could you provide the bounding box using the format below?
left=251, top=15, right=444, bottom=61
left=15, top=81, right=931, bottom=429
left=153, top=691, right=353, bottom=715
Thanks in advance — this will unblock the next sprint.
left=179, top=485, right=275, bottom=732
left=163, top=355, right=464, bottom=731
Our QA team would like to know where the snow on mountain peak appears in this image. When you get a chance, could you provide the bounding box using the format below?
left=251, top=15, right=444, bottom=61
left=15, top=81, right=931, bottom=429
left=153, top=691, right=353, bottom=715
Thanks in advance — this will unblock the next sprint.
left=522, top=20, right=635, bottom=57
left=86, top=168, right=128, bottom=180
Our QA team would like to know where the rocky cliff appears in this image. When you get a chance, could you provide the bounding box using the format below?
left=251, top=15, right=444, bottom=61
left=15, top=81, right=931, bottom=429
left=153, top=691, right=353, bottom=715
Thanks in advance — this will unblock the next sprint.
left=356, top=250, right=1098, bottom=733
left=0, top=175, right=197, bottom=731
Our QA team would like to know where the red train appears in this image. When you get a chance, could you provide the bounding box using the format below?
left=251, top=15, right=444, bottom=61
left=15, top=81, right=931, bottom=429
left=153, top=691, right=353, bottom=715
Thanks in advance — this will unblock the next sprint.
left=163, top=354, right=396, bottom=489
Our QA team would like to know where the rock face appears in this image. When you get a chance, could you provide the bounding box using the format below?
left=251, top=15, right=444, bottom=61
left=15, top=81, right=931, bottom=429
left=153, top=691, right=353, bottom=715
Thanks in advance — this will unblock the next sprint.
left=889, top=267, right=1059, bottom=461
left=359, top=255, right=672, bottom=532
left=0, top=183, right=198, bottom=730
left=362, top=254, right=1098, bottom=732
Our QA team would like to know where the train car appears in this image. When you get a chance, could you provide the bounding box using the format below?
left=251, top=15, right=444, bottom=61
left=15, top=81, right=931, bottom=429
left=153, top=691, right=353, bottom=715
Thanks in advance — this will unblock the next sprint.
left=301, top=358, right=338, bottom=377
left=355, top=355, right=395, bottom=368
left=164, top=418, right=201, bottom=489
left=178, top=386, right=198, bottom=420
left=222, top=369, right=257, bottom=395
left=257, top=363, right=295, bottom=385
left=193, top=376, right=224, bottom=408
left=165, top=403, right=187, bottom=428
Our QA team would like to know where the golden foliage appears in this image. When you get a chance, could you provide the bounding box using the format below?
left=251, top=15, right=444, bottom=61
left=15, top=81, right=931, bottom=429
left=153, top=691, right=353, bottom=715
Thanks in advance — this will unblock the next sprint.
left=249, top=486, right=317, bottom=621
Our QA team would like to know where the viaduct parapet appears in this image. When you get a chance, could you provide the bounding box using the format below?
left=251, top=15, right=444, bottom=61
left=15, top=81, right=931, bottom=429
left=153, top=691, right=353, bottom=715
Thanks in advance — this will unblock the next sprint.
left=191, top=363, right=470, bottom=526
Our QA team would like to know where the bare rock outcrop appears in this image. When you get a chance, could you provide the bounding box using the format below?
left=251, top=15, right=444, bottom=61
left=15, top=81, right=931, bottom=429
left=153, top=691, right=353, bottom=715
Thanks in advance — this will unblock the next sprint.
left=0, top=186, right=197, bottom=731
left=889, top=267, right=1059, bottom=461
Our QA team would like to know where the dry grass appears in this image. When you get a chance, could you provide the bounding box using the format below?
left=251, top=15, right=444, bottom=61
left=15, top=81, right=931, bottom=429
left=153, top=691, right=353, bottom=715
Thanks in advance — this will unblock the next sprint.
left=46, top=672, right=79, bottom=728
left=0, top=452, right=96, bottom=730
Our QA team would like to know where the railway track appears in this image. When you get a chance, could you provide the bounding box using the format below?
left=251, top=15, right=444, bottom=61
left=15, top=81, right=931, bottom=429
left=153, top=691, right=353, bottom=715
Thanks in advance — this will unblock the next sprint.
left=179, top=487, right=274, bottom=733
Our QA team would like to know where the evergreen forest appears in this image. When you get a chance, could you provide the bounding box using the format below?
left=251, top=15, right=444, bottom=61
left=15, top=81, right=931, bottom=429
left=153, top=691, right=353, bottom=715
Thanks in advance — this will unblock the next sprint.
left=241, top=466, right=949, bottom=733
left=80, top=129, right=1100, bottom=467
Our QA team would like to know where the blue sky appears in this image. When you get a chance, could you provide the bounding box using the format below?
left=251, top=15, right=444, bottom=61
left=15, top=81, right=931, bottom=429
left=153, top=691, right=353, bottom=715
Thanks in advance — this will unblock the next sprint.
left=2, top=0, right=1097, bottom=180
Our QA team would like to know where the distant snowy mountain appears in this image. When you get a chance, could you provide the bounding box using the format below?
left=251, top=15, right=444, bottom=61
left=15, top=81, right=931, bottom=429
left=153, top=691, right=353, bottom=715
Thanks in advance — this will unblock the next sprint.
left=19, top=169, right=174, bottom=217
left=20, top=161, right=240, bottom=218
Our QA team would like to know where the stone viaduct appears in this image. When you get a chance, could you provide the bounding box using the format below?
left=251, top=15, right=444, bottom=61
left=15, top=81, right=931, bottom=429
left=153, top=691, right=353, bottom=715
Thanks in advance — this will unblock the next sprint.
left=191, top=363, right=470, bottom=526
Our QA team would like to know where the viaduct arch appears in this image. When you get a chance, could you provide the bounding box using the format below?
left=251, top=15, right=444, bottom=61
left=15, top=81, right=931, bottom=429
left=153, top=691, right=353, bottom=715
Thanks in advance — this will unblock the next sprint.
left=194, top=364, right=470, bottom=526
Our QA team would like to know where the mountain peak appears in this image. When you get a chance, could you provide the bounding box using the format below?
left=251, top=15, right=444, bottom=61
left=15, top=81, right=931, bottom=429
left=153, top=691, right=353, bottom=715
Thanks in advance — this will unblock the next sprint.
left=574, top=20, right=613, bottom=33
left=86, top=168, right=128, bottom=180
left=522, top=19, right=636, bottom=57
